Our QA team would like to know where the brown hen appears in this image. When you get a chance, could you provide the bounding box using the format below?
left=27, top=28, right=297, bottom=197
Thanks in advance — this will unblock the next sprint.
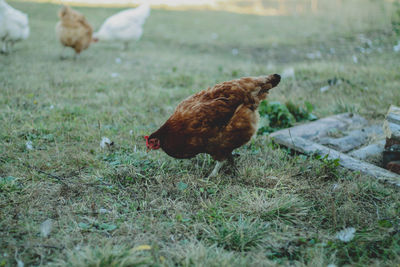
left=55, top=6, right=93, bottom=59
left=145, top=74, right=281, bottom=177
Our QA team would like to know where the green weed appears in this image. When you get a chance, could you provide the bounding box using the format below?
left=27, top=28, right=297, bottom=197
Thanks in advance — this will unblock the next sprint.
left=258, top=101, right=317, bottom=135
left=202, top=216, right=269, bottom=252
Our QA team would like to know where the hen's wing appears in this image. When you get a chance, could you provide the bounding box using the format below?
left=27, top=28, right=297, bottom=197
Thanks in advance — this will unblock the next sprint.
left=100, top=14, right=130, bottom=33
left=4, top=8, right=29, bottom=40
left=99, top=6, right=148, bottom=32
left=172, top=86, right=247, bottom=135
left=154, top=91, right=244, bottom=159
left=78, top=16, right=92, bottom=34
left=4, top=4, right=29, bottom=29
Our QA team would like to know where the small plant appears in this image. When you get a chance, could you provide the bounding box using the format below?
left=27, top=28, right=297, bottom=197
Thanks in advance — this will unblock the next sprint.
left=258, top=101, right=317, bottom=135
left=258, top=101, right=295, bottom=134
left=327, top=231, right=400, bottom=266
left=285, top=101, right=317, bottom=122
left=101, top=150, right=158, bottom=175
left=229, top=193, right=310, bottom=225
left=0, top=176, right=21, bottom=193
left=391, top=1, right=400, bottom=35
left=203, top=216, right=268, bottom=252
left=54, top=244, right=153, bottom=267
left=315, top=154, right=340, bottom=178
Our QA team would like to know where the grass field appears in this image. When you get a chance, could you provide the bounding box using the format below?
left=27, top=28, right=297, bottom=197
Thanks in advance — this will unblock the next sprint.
left=1, top=0, right=400, bottom=266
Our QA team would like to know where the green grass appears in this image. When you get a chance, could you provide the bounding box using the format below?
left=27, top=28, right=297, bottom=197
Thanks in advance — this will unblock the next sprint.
left=1, top=0, right=400, bottom=266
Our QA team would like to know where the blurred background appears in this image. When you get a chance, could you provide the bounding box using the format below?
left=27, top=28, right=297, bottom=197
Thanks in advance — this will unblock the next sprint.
left=21, top=0, right=397, bottom=16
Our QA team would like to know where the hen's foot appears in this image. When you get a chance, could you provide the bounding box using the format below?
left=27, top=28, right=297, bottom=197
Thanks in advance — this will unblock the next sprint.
left=208, top=161, right=225, bottom=178
left=226, top=155, right=239, bottom=175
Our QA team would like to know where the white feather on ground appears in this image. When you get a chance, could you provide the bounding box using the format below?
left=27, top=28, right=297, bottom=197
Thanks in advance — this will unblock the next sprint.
left=335, top=227, right=356, bottom=242
left=100, top=137, right=111, bottom=148
left=0, top=0, right=29, bottom=53
left=93, top=3, right=150, bottom=50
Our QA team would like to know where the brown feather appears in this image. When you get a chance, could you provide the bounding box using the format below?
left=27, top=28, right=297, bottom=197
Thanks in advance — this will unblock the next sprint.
left=149, top=74, right=281, bottom=161
left=55, top=6, right=93, bottom=54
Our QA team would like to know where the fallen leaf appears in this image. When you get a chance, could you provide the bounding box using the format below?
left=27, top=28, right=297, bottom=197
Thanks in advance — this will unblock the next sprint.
left=131, top=245, right=152, bottom=252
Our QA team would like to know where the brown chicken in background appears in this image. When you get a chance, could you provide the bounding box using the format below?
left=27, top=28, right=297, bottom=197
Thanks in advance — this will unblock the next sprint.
left=145, top=74, right=281, bottom=177
left=55, top=6, right=93, bottom=59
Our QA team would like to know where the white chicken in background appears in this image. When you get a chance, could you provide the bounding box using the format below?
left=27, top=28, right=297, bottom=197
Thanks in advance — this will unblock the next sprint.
left=0, top=0, right=29, bottom=54
left=93, top=3, right=150, bottom=50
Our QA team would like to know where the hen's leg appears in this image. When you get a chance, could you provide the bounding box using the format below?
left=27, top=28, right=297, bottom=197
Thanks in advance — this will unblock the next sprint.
left=208, top=161, right=225, bottom=178
left=227, top=154, right=239, bottom=175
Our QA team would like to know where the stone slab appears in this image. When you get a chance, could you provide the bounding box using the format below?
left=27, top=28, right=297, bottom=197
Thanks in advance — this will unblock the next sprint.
left=384, top=122, right=400, bottom=140
left=348, top=140, right=385, bottom=161
left=269, top=113, right=368, bottom=141
left=270, top=133, right=400, bottom=186
left=384, top=105, right=400, bottom=142
left=386, top=105, right=400, bottom=125
left=319, top=125, right=383, bottom=153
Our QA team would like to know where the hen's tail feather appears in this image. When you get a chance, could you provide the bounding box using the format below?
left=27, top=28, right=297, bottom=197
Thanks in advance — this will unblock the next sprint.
left=258, top=74, right=281, bottom=90
left=247, top=74, right=281, bottom=100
